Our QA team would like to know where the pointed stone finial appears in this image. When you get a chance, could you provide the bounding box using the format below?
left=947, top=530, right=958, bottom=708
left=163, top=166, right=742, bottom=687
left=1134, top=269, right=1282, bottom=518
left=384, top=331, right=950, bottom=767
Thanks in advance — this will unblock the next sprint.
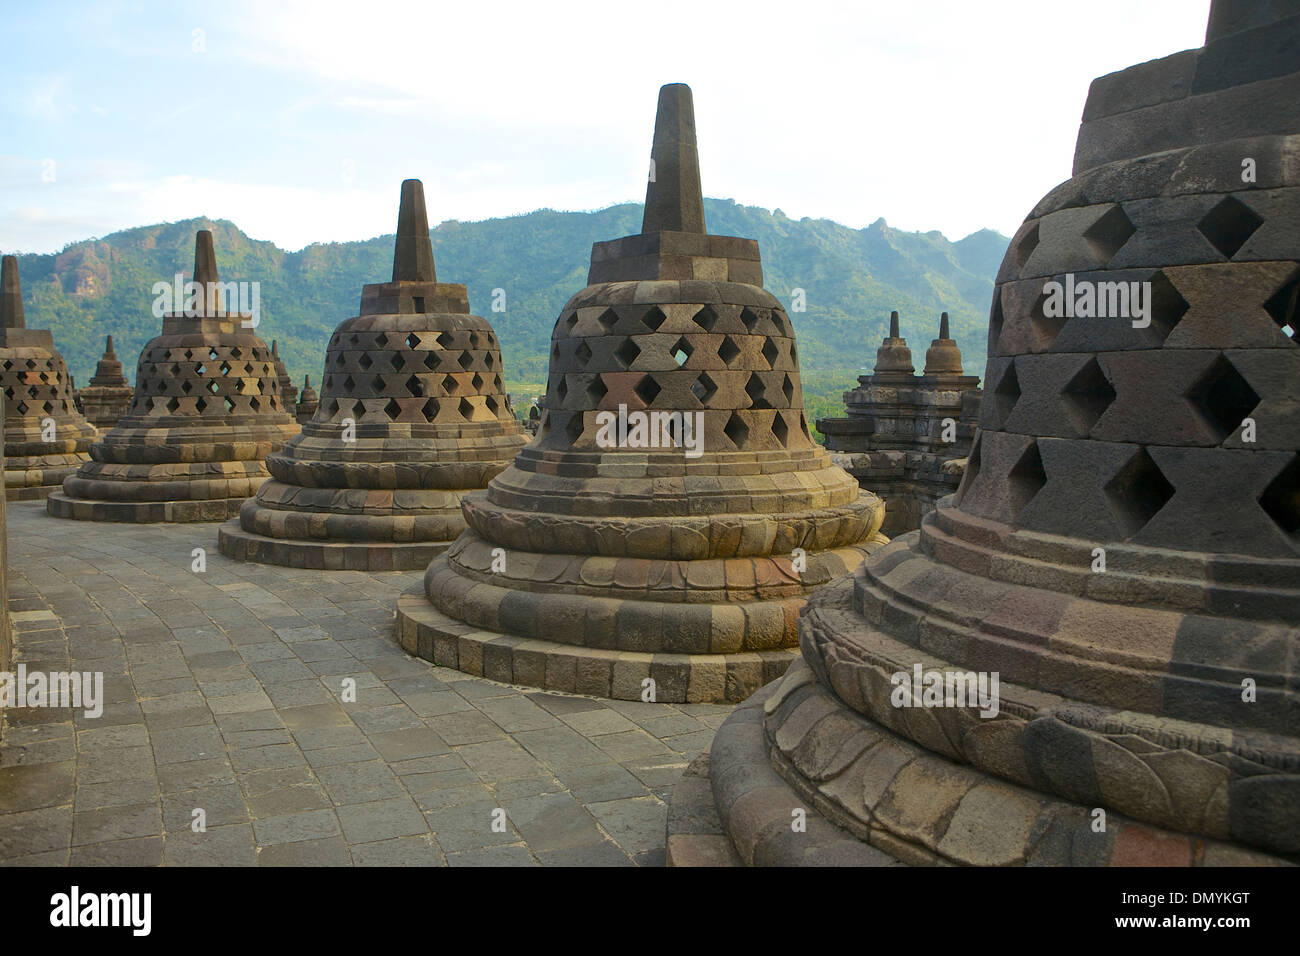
left=105, top=334, right=116, bottom=356
left=642, top=84, right=706, bottom=235
left=939, top=311, right=950, bottom=339
left=393, top=179, right=436, bottom=283
left=889, top=310, right=900, bottom=338
left=191, top=230, right=219, bottom=315
left=304, top=374, right=311, bottom=388
left=272, top=339, right=280, bottom=356
left=2, top=255, right=25, bottom=329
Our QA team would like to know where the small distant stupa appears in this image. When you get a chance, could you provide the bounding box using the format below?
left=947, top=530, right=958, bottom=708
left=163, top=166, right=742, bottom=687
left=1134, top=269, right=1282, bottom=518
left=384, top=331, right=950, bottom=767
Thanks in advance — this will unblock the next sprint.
left=78, top=335, right=135, bottom=431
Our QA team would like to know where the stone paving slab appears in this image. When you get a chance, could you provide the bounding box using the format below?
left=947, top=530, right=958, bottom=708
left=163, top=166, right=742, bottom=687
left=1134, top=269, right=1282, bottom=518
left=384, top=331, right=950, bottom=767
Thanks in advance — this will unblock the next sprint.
left=0, top=501, right=734, bottom=866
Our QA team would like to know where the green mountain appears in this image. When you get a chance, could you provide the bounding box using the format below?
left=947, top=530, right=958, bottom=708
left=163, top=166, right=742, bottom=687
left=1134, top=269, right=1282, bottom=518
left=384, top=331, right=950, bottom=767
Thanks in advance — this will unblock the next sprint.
left=9, top=200, right=1005, bottom=435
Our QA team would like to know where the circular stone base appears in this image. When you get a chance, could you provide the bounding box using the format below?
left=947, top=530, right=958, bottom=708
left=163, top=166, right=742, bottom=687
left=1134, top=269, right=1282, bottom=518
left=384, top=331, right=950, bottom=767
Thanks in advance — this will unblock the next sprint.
left=394, top=584, right=797, bottom=703
left=46, top=492, right=244, bottom=523
left=218, top=520, right=449, bottom=571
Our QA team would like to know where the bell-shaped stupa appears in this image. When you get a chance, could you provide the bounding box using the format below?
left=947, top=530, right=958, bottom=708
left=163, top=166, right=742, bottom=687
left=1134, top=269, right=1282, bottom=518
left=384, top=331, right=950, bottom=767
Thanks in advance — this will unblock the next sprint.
left=295, top=374, right=318, bottom=424
left=78, top=335, right=135, bottom=431
left=395, top=85, right=888, bottom=703
left=680, top=2, right=1300, bottom=866
left=218, top=179, right=529, bottom=570
left=1, top=255, right=98, bottom=500
left=48, top=231, right=300, bottom=522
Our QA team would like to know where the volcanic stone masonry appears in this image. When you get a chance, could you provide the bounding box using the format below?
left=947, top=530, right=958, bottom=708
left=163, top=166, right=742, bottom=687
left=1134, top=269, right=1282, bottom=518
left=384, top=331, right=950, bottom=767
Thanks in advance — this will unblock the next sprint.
left=394, top=84, right=890, bottom=703
left=78, top=334, right=135, bottom=431
left=673, top=0, right=1300, bottom=867
left=217, top=179, right=528, bottom=571
left=818, top=310, right=982, bottom=535
left=47, top=230, right=300, bottom=522
left=272, top=339, right=298, bottom=409
left=1, top=255, right=98, bottom=500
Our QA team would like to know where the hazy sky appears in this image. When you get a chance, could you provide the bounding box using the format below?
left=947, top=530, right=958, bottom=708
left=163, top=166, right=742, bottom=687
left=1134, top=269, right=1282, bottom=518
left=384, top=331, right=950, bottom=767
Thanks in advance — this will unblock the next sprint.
left=2, top=0, right=1211, bottom=254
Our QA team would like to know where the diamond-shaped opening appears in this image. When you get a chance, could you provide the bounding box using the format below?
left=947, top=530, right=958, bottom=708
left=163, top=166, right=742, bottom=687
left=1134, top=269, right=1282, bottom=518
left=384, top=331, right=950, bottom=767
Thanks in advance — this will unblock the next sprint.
left=614, top=338, right=641, bottom=370
left=378, top=397, right=398, bottom=418
left=195, top=396, right=208, bottom=413
left=41, top=401, right=52, bottom=414
left=235, top=378, right=247, bottom=393
left=342, top=375, right=356, bottom=393
left=955, top=433, right=983, bottom=505
left=1146, top=270, right=1190, bottom=340
left=422, top=398, right=439, bottom=418
left=694, top=305, right=718, bottom=332
left=565, top=412, right=585, bottom=445
left=564, top=311, right=579, bottom=333
left=335, top=354, right=346, bottom=367
left=164, top=397, right=178, bottom=413
left=485, top=353, right=495, bottom=369
left=587, top=375, right=608, bottom=405
left=423, top=351, right=439, bottom=371
left=208, top=347, right=219, bottom=361
left=691, top=372, right=717, bottom=405
left=249, top=395, right=261, bottom=411
left=741, top=307, right=760, bottom=332
left=441, top=374, right=458, bottom=395
left=1197, top=195, right=1263, bottom=259
left=405, top=333, right=420, bottom=350
left=990, top=360, right=1020, bottom=428
left=1030, top=287, right=1067, bottom=348
left=780, top=375, right=795, bottom=406
left=184, top=349, right=193, bottom=360
left=1186, top=355, right=1260, bottom=443
left=552, top=343, right=561, bottom=362
left=1061, top=356, right=1116, bottom=434
left=368, top=375, right=384, bottom=394
left=988, top=290, right=1005, bottom=355
left=224, top=396, right=236, bottom=413
left=359, top=354, right=373, bottom=370
left=761, top=337, right=779, bottom=368
left=458, top=397, right=475, bottom=419
left=391, top=352, right=406, bottom=371
left=1008, top=440, right=1047, bottom=516
left=405, top=375, right=423, bottom=396
left=723, top=412, right=749, bottom=449
left=1263, top=273, right=1299, bottom=343
left=169, top=363, right=181, bottom=377
left=772, top=412, right=789, bottom=447
left=219, top=361, right=231, bottom=376
left=642, top=306, right=667, bottom=332
left=327, top=399, right=340, bottom=417
left=557, top=377, right=569, bottom=403
left=458, top=351, right=473, bottom=370
left=486, top=395, right=499, bottom=415
left=633, top=375, right=661, bottom=406
left=597, top=308, right=618, bottom=332
left=718, top=335, right=741, bottom=366
left=472, top=373, right=484, bottom=391
left=206, top=380, right=220, bottom=395
left=1083, top=205, right=1136, bottom=262
left=375, top=332, right=388, bottom=348
left=1014, top=222, right=1040, bottom=268
left=230, top=346, right=242, bottom=358
left=1105, top=447, right=1175, bottom=537
left=745, top=372, right=770, bottom=409
left=1260, top=454, right=1300, bottom=537
left=437, top=331, right=454, bottom=349
left=671, top=337, right=693, bottom=367
left=180, top=380, right=193, bottom=394
left=574, top=341, right=593, bottom=368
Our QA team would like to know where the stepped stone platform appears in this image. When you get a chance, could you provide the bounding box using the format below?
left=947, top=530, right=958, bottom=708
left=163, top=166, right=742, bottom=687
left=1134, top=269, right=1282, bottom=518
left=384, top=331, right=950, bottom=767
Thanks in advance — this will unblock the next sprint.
left=0, top=255, right=98, bottom=501
left=47, top=231, right=299, bottom=522
left=78, top=335, right=134, bottom=431
left=219, top=179, right=528, bottom=571
left=395, top=84, right=888, bottom=702
left=688, top=1, right=1300, bottom=866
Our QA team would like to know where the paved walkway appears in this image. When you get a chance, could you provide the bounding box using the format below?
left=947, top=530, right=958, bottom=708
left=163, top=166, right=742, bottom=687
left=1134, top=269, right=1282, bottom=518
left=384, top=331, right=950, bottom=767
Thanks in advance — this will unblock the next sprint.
left=0, top=501, right=732, bottom=866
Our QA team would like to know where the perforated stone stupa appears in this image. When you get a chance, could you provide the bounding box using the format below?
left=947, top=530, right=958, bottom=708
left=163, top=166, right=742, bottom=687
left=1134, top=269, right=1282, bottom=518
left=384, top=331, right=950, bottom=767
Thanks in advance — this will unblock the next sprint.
left=218, top=179, right=528, bottom=570
left=295, top=375, right=318, bottom=424
left=394, top=84, right=888, bottom=703
left=684, top=1, right=1300, bottom=866
left=78, top=335, right=134, bottom=431
left=818, top=311, right=982, bottom=535
left=47, top=231, right=300, bottom=522
left=1, top=255, right=98, bottom=500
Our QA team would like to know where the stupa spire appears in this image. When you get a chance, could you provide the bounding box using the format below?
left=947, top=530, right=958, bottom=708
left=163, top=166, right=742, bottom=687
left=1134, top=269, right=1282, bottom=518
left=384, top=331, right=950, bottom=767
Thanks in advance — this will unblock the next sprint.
left=2, top=255, right=25, bottom=330
left=642, top=83, right=706, bottom=234
left=392, top=179, right=436, bottom=282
